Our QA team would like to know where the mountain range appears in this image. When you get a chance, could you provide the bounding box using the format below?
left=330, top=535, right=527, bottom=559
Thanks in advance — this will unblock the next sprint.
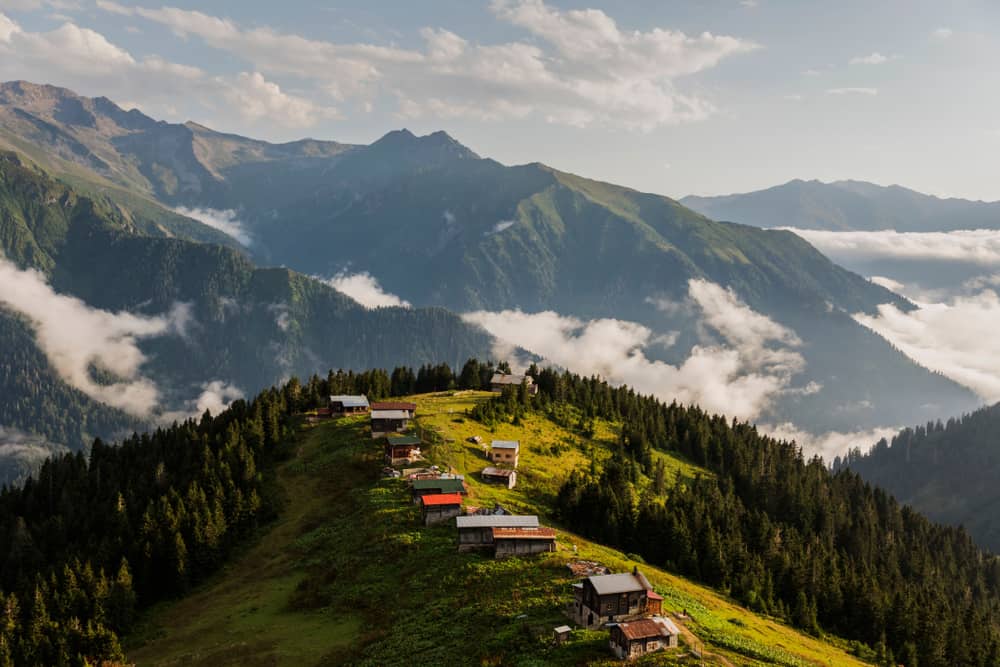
left=682, top=178, right=1000, bottom=232
left=0, top=80, right=985, bottom=473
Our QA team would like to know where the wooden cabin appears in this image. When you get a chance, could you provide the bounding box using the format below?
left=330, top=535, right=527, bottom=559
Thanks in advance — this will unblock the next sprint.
left=608, top=616, right=679, bottom=659
left=489, top=373, right=538, bottom=395
left=385, top=435, right=422, bottom=466
left=329, top=395, right=370, bottom=415
left=371, top=409, right=412, bottom=438
left=481, top=466, right=517, bottom=489
left=371, top=401, right=416, bottom=418
left=488, top=440, right=520, bottom=468
left=419, top=493, right=463, bottom=526
left=492, top=526, right=557, bottom=558
left=572, top=567, right=663, bottom=628
left=411, top=477, right=466, bottom=503
left=456, top=515, right=540, bottom=551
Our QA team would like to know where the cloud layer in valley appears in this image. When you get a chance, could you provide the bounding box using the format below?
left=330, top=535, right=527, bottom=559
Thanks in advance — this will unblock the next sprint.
left=464, top=278, right=807, bottom=422
left=783, top=228, right=1000, bottom=266
left=0, top=255, right=243, bottom=421
left=174, top=207, right=253, bottom=246
left=322, top=272, right=412, bottom=309
left=855, top=287, right=1000, bottom=403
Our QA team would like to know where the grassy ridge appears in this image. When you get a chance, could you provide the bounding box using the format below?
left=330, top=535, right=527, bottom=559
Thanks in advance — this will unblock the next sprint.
left=127, top=392, right=870, bottom=666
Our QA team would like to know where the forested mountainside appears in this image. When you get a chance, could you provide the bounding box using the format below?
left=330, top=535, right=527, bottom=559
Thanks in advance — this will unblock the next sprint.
left=4, top=362, right=998, bottom=665
left=0, top=150, right=493, bottom=481
left=0, top=81, right=979, bottom=435
left=835, top=403, right=1000, bottom=552
left=475, top=370, right=1000, bottom=666
left=681, top=178, right=1000, bottom=232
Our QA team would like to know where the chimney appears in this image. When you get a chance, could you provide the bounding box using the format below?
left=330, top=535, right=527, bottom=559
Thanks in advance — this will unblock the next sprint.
left=632, top=565, right=638, bottom=576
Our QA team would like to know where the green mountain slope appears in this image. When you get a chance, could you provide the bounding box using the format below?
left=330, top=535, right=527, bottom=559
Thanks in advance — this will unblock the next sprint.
left=0, top=150, right=494, bottom=480
left=681, top=179, right=1000, bottom=232
left=836, top=403, right=1000, bottom=552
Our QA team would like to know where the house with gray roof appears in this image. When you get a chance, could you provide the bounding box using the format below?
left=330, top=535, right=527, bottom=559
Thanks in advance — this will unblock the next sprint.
left=571, top=566, right=664, bottom=628
left=329, top=395, right=370, bottom=415
left=489, top=440, right=520, bottom=468
left=456, top=514, right=539, bottom=551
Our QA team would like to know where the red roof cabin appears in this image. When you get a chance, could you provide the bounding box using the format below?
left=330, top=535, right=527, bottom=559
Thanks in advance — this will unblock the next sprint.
left=420, top=493, right=463, bottom=526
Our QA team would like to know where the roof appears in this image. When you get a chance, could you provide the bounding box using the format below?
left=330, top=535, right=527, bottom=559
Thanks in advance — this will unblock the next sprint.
left=456, top=515, right=539, bottom=529
left=329, top=395, right=369, bottom=408
left=492, top=526, right=556, bottom=540
left=646, top=590, right=663, bottom=601
left=554, top=626, right=572, bottom=634
left=371, top=401, right=417, bottom=411
left=588, top=573, right=647, bottom=596
left=618, top=617, right=679, bottom=641
left=412, top=478, right=465, bottom=493
left=482, top=466, right=514, bottom=477
left=420, top=493, right=463, bottom=507
left=371, top=410, right=410, bottom=419
left=387, top=435, right=421, bottom=446
left=490, top=373, right=533, bottom=385
left=490, top=440, right=520, bottom=450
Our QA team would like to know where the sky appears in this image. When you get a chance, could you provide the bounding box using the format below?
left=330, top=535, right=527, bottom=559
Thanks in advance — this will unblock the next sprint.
left=1, top=0, right=998, bottom=201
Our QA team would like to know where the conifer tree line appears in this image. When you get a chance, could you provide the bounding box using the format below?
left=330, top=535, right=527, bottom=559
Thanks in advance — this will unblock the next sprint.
left=472, top=366, right=1000, bottom=667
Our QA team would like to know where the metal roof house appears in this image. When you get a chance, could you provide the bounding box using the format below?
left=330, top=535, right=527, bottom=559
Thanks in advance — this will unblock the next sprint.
left=492, top=526, right=557, bottom=558
left=371, top=401, right=417, bottom=417
left=329, top=395, right=370, bottom=415
left=571, top=567, right=664, bottom=629
left=371, top=408, right=413, bottom=438
left=385, top=435, right=422, bottom=466
left=412, top=477, right=466, bottom=502
left=481, top=466, right=517, bottom=489
left=456, top=514, right=540, bottom=552
left=489, top=440, right=520, bottom=468
left=608, top=616, right=680, bottom=659
left=489, top=373, right=538, bottom=395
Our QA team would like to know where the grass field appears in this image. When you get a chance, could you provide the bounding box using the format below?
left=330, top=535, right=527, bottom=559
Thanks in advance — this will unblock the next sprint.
left=126, top=392, right=872, bottom=666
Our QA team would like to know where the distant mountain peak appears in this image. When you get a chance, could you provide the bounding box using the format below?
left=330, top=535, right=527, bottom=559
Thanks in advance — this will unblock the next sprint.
left=369, top=128, right=478, bottom=160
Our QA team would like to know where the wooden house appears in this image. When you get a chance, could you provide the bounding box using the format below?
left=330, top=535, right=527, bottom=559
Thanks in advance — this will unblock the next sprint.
left=385, top=435, right=422, bottom=466
left=553, top=626, right=572, bottom=646
left=371, top=409, right=412, bottom=438
left=419, top=493, right=463, bottom=526
left=608, top=616, right=679, bottom=659
left=489, top=373, right=538, bottom=395
left=571, top=567, right=663, bottom=628
left=329, top=395, right=370, bottom=415
left=411, top=477, right=466, bottom=503
left=492, top=526, right=557, bottom=558
left=371, top=401, right=416, bottom=418
left=456, top=514, right=539, bottom=551
left=488, top=440, right=520, bottom=467
left=481, top=466, right=517, bottom=489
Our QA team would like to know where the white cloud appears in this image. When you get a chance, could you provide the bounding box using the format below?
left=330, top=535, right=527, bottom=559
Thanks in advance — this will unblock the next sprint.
left=826, top=87, right=878, bottom=96
left=464, top=279, right=807, bottom=421
left=95, top=0, right=757, bottom=131
left=160, top=380, right=245, bottom=423
left=0, top=12, right=334, bottom=129
left=932, top=27, right=953, bottom=40
left=0, top=254, right=189, bottom=416
left=173, top=206, right=253, bottom=246
left=783, top=228, right=1000, bottom=266
left=321, top=271, right=412, bottom=309
left=760, top=422, right=899, bottom=461
left=855, top=287, right=1000, bottom=402
left=486, top=219, right=516, bottom=236
left=849, top=52, right=897, bottom=65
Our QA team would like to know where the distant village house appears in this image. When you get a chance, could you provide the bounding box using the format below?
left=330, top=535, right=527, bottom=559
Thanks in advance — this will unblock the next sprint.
left=371, top=408, right=413, bottom=438
left=572, top=567, right=664, bottom=628
left=481, top=466, right=517, bottom=489
left=608, top=616, right=679, bottom=659
left=329, top=395, right=370, bottom=415
left=385, top=435, right=422, bottom=466
left=456, top=514, right=539, bottom=552
left=492, top=526, right=557, bottom=558
left=490, top=373, right=538, bottom=395
left=489, top=440, right=520, bottom=468
left=419, top=493, right=463, bottom=526
left=411, top=477, right=466, bottom=503
left=371, top=401, right=417, bottom=417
